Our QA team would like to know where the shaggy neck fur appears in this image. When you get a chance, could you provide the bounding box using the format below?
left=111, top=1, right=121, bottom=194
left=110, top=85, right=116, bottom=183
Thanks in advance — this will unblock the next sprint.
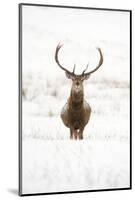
left=69, top=86, right=84, bottom=110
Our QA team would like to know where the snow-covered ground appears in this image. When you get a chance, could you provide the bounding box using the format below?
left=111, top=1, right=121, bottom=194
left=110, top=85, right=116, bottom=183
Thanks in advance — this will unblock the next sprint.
left=21, top=5, right=130, bottom=194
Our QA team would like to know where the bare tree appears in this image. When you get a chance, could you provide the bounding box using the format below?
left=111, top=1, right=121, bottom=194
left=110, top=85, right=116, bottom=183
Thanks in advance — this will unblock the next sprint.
left=55, top=43, right=103, bottom=140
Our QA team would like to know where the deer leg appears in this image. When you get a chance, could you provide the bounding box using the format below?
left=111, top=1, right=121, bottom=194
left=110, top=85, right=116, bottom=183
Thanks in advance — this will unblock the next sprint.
left=79, top=128, right=84, bottom=140
left=70, top=129, right=73, bottom=139
left=74, top=129, right=78, bottom=140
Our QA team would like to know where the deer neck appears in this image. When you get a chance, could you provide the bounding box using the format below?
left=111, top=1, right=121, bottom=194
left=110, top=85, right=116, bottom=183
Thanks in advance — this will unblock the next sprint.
left=69, top=88, right=84, bottom=110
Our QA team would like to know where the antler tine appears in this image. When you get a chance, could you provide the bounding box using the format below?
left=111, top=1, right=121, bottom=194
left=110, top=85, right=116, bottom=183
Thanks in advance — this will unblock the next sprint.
left=73, top=64, right=76, bottom=75
left=82, top=62, right=89, bottom=75
left=82, top=48, right=103, bottom=76
left=55, top=43, right=75, bottom=76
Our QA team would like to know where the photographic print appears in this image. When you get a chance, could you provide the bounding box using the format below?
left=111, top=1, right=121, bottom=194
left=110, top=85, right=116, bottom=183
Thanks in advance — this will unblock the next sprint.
left=19, top=3, right=132, bottom=196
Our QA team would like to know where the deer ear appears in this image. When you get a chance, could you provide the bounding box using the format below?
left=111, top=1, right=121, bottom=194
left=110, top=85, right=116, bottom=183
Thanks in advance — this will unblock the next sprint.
left=83, top=74, right=91, bottom=80
left=65, top=72, right=74, bottom=79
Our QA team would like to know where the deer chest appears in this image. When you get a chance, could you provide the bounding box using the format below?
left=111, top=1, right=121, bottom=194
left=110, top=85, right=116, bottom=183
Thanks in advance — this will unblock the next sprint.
left=68, top=108, right=85, bottom=129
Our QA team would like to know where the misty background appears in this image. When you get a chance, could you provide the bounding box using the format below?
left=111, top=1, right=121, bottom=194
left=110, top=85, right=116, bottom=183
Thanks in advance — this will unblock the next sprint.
left=22, top=5, right=130, bottom=194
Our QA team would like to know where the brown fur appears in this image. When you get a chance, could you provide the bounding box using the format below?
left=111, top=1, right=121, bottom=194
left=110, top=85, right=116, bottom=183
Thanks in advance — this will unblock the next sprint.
left=55, top=43, right=103, bottom=140
left=61, top=80, right=91, bottom=140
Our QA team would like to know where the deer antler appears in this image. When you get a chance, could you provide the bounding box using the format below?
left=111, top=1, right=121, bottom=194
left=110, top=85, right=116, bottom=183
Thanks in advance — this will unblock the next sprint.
left=55, top=43, right=103, bottom=77
left=55, top=43, right=76, bottom=76
left=81, top=48, right=103, bottom=76
left=82, top=63, right=89, bottom=75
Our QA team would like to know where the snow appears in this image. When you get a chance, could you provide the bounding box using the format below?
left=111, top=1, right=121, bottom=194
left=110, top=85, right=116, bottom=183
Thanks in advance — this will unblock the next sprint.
left=21, top=5, right=130, bottom=194
left=23, top=140, right=129, bottom=194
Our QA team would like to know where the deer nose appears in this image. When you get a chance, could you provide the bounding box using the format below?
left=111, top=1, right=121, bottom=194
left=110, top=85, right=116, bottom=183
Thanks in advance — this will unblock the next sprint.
left=76, top=81, right=79, bottom=86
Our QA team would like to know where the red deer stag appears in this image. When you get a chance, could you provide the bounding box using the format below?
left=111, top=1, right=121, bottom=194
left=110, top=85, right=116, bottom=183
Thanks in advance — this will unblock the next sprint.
left=55, top=43, right=103, bottom=140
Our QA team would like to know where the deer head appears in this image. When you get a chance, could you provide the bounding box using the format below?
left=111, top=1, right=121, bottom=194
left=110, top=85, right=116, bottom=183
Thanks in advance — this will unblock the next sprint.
left=55, top=43, right=103, bottom=102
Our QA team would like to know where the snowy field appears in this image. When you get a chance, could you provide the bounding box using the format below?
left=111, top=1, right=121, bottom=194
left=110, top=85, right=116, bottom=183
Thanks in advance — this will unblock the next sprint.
left=21, top=5, right=130, bottom=194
